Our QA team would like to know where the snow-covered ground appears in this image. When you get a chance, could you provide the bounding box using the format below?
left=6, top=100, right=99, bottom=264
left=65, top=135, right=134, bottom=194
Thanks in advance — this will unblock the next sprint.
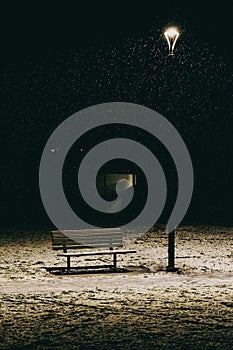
left=0, top=226, right=232, bottom=349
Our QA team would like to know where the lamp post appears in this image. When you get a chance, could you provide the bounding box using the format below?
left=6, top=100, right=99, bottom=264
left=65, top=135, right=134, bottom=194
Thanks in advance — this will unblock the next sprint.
left=163, top=26, right=180, bottom=272
left=166, top=228, right=179, bottom=272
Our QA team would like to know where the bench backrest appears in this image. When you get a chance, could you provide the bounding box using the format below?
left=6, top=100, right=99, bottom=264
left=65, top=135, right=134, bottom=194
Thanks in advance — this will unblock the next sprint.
left=51, top=228, right=123, bottom=251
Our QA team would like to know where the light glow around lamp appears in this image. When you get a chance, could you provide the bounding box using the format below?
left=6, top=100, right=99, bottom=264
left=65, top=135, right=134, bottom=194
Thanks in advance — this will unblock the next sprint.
left=164, top=27, right=180, bottom=56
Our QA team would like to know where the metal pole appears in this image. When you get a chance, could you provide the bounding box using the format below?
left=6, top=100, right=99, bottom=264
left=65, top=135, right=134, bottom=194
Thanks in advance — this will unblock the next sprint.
left=67, top=256, right=71, bottom=270
left=166, top=229, right=178, bottom=272
left=113, top=253, right=117, bottom=269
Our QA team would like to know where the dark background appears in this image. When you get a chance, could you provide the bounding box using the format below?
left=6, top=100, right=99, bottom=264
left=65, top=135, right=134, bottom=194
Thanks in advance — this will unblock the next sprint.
left=1, top=1, right=233, bottom=228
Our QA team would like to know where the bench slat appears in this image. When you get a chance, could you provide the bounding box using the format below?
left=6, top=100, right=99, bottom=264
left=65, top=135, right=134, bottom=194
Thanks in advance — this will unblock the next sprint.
left=57, top=249, right=137, bottom=257
left=52, top=234, right=122, bottom=240
left=53, top=237, right=118, bottom=242
left=52, top=228, right=121, bottom=234
left=52, top=230, right=121, bottom=234
left=52, top=243, right=123, bottom=250
left=52, top=245, right=91, bottom=250
left=52, top=246, right=123, bottom=251
left=52, top=243, right=123, bottom=249
left=63, top=228, right=121, bottom=232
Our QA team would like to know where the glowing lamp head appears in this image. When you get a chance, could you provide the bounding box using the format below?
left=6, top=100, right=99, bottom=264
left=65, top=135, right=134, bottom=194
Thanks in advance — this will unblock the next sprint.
left=164, top=27, right=180, bottom=56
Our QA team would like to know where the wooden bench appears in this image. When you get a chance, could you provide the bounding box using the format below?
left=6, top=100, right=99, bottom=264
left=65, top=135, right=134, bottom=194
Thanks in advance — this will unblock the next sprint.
left=51, top=228, right=136, bottom=270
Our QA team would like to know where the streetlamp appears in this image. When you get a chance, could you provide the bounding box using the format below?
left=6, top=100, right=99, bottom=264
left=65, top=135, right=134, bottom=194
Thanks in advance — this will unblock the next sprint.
left=164, top=27, right=180, bottom=56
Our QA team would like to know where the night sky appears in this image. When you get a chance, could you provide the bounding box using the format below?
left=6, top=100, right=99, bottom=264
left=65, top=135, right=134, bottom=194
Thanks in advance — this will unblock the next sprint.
left=1, top=2, right=233, bottom=227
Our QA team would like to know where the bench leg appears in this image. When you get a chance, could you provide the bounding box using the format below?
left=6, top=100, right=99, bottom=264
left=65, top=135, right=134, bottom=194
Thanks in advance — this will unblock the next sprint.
left=67, top=256, right=71, bottom=270
left=113, top=253, right=117, bottom=269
